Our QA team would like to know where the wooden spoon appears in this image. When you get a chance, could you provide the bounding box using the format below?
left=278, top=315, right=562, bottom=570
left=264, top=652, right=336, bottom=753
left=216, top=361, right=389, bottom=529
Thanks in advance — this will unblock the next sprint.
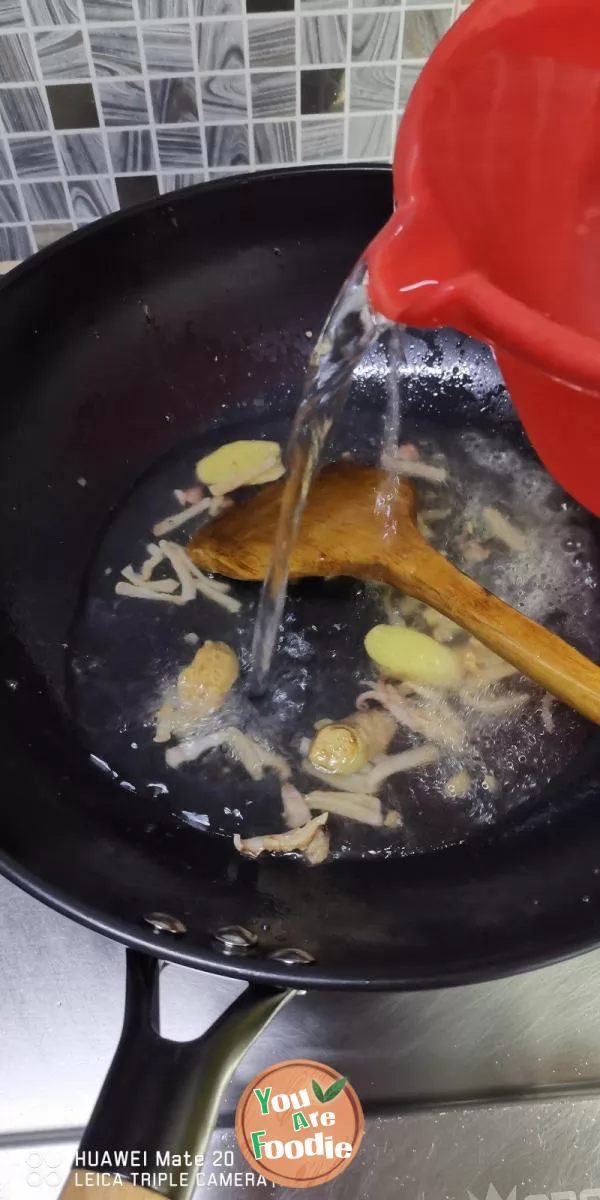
left=188, top=462, right=600, bottom=724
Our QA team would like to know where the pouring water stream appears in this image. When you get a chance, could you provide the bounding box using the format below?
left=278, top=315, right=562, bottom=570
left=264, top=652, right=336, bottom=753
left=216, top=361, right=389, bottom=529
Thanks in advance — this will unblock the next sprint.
left=250, top=263, right=405, bottom=693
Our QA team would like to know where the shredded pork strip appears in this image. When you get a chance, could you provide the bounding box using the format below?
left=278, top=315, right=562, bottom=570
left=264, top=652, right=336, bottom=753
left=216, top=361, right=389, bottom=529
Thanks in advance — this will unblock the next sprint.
left=115, top=580, right=187, bottom=605
left=152, top=497, right=216, bottom=538
left=120, top=568, right=179, bottom=592
left=184, top=555, right=241, bottom=613
left=158, top=540, right=197, bottom=602
left=364, top=745, right=440, bottom=789
left=233, top=812, right=328, bottom=858
left=482, top=506, right=527, bottom=552
left=464, top=691, right=531, bottom=716
left=165, top=729, right=229, bottom=767
left=381, top=453, right=448, bottom=483
left=281, top=781, right=311, bottom=827
left=306, top=790, right=383, bottom=826
left=356, top=682, right=466, bottom=750
left=226, top=728, right=291, bottom=781
left=303, top=826, right=330, bottom=865
left=165, top=724, right=290, bottom=780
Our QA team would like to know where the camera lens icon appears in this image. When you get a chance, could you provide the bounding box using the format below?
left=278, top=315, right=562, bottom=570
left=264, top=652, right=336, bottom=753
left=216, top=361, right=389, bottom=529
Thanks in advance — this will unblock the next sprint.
left=25, top=1154, right=62, bottom=1189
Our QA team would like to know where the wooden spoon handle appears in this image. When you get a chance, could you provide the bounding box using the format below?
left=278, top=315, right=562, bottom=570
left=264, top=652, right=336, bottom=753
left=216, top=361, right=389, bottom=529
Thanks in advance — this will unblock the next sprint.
left=383, top=543, right=600, bottom=724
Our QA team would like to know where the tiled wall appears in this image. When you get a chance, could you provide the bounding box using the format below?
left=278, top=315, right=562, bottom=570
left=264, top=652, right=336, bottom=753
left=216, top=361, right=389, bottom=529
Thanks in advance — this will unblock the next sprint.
left=0, top=0, right=471, bottom=259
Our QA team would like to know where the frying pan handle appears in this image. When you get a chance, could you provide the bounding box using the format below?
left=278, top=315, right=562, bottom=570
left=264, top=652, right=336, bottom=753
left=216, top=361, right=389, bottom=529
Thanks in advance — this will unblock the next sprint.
left=60, top=950, right=297, bottom=1200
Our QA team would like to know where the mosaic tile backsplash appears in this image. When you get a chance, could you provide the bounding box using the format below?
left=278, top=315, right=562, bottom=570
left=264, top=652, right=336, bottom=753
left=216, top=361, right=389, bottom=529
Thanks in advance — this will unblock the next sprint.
left=0, top=0, right=471, bottom=259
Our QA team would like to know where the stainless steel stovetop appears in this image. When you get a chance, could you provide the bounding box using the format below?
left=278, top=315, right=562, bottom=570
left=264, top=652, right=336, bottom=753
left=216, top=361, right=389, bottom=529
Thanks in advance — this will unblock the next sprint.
left=3, top=873, right=600, bottom=1200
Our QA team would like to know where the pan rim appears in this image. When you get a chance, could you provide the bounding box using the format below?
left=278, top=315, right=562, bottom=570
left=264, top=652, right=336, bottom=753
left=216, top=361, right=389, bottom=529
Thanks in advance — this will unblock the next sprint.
left=0, top=164, right=392, bottom=298
left=1, top=845, right=600, bottom=990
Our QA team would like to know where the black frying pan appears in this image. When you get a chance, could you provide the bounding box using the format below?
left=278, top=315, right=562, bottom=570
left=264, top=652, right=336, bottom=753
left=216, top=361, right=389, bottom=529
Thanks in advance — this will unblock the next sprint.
left=2, top=167, right=600, bottom=1196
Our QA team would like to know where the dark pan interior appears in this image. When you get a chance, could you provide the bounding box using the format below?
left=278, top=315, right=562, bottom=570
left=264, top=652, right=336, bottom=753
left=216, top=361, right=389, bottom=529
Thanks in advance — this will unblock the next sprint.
left=1, top=165, right=600, bottom=989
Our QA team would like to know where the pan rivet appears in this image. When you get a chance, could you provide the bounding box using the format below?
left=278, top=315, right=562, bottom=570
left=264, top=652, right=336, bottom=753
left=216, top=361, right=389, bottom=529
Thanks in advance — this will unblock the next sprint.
left=269, top=948, right=315, bottom=965
left=212, top=925, right=257, bottom=955
left=143, top=912, right=187, bottom=936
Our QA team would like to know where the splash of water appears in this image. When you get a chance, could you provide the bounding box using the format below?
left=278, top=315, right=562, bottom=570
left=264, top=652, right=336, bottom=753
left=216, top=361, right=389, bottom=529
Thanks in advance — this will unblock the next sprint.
left=381, top=323, right=406, bottom=461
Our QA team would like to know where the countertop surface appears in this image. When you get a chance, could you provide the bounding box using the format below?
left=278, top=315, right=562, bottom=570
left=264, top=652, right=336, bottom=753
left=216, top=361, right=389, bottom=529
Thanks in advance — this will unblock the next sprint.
left=4, top=874, right=600, bottom=1199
